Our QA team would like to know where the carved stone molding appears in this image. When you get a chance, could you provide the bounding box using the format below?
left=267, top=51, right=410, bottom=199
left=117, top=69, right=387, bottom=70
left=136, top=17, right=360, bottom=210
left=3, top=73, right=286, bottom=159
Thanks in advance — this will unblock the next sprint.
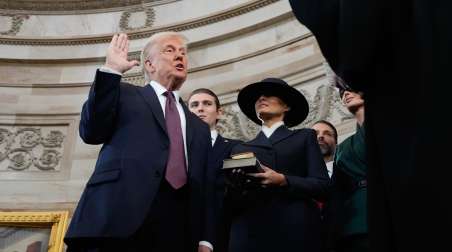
left=0, top=0, right=280, bottom=46
left=0, top=115, right=78, bottom=180
left=119, top=7, right=155, bottom=31
left=0, top=126, right=64, bottom=171
left=0, top=11, right=293, bottom=65
left=0, top=31, right=311, bottom=88
left=0, top=0, right=161, bottom=13
left=0, top=14, right=28, bottom=36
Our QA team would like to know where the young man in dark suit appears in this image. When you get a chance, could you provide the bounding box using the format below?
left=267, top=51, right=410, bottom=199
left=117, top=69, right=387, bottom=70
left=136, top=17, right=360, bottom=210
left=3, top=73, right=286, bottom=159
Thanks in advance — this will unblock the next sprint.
left=188, top=88, right=241, bottom=252
left=64, top=32, right=213, bottom=252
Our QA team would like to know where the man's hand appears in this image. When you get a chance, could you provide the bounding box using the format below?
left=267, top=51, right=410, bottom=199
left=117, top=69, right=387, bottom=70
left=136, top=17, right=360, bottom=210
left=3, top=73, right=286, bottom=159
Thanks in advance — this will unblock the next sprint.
left=198, top=245, right=212, bottom=252
left=105, top=33, right=139, bottom=74
left=248, top=165, right=287, bottom=187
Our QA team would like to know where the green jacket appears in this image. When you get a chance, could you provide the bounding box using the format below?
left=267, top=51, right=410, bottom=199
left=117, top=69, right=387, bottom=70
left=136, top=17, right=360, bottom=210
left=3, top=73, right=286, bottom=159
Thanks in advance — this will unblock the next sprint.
left=334, top=124, right=367, bottom=236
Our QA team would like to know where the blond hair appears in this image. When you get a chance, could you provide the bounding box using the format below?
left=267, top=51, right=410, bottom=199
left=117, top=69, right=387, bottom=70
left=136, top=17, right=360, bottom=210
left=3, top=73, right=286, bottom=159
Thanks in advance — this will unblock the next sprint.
left=141, top=31, right=188, bottom=83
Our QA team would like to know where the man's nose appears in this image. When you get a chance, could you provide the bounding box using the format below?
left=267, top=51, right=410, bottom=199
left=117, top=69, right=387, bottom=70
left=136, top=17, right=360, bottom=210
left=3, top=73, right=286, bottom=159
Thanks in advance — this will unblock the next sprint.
left=174, top=51, right=185, bottom=60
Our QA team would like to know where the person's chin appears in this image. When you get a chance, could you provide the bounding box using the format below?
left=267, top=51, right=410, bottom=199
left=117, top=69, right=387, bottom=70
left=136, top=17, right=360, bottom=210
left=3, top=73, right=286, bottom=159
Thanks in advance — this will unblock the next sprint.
left=173, top=72, right=187, bottom=82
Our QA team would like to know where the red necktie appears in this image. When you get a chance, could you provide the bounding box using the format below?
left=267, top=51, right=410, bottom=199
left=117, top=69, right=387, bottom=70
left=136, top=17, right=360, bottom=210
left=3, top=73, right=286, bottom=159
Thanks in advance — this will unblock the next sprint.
left=164, top=91, right=187, bottom=189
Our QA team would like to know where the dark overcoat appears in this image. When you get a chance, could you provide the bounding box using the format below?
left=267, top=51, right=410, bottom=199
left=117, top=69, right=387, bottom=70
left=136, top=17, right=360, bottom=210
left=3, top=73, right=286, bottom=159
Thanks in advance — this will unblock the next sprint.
left=227, top=126, right=330, bottom=252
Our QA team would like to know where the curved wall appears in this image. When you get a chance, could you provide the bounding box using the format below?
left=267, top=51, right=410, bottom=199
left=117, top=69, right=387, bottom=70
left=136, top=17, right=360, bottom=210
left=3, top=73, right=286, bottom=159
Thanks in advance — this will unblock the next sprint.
left=0, top=0, right=356, bottom=214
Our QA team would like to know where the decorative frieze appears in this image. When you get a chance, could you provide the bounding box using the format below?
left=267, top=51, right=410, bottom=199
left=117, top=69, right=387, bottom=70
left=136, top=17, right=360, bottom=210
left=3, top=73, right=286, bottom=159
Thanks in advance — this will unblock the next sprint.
left=0, top=14, right=28, bottom=36
left=0, top=115, right=78, bottom=181
left=0, top=0, right=280, bottom=46
left=0, top=126, right=65, bottom=172
left=119, top=7, right=155, bottom=31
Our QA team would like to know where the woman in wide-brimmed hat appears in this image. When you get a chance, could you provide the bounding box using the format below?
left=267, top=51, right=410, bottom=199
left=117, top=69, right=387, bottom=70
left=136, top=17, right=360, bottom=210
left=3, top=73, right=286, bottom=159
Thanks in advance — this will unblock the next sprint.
left=225, top=78, right=330, bottom=252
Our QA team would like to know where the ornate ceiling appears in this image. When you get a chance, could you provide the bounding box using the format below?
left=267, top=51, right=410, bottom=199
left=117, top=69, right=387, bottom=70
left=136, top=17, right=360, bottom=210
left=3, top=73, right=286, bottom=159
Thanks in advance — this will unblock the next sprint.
left=0, top=0, right=163, bottom=13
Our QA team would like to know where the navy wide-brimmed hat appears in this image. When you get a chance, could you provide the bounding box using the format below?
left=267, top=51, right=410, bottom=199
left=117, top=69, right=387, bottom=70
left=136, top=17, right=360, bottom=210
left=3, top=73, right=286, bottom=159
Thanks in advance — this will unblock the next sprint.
left=237, top=78, right=309, bottom=127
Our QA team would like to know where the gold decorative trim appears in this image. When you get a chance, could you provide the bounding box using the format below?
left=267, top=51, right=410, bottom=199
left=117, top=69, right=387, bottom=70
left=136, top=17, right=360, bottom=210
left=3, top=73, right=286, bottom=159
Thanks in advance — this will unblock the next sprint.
left=0, top=211, right=69, bottom=252
left=0, top=211, right=66, bottom=223
left=0, top=0, right=280, bottom=46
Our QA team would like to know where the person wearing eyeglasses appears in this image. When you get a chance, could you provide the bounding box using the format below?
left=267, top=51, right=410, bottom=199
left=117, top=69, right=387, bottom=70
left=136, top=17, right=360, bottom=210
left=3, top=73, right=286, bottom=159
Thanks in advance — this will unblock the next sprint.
left=326, top=83, right=368, bottom=252
left=64, top=32, right=214, bottom=252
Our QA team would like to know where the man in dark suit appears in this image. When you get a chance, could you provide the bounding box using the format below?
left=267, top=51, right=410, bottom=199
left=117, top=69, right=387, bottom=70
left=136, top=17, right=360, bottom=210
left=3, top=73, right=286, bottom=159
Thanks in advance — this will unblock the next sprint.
left=188, top=88, right=241, bottom=252
left=64, top=32, right=213, bottom=252
left=289, top=1, right=452, bottom=251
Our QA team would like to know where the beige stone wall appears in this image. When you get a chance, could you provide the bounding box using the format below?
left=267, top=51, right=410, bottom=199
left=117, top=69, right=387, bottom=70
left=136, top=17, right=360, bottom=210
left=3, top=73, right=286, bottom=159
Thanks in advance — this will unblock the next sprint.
left=0, top=0, right=355, bottom=216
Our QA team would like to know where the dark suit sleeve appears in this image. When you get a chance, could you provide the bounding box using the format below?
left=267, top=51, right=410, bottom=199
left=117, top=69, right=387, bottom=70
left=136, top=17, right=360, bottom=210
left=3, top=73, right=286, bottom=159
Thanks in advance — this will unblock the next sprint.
left=79, top=70, right=121, bottom=144
left=203, top=147, right=218, bottom=246
left=284, top=129, right=331, bottom=200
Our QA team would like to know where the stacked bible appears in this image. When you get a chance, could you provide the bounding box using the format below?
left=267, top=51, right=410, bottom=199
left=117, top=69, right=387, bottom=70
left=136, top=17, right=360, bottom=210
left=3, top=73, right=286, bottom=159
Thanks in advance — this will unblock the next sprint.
left=222, top=152, right=263, bottom=189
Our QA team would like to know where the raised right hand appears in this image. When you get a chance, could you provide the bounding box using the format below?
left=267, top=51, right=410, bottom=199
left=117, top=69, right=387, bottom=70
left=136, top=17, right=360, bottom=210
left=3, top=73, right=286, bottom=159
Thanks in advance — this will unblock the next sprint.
left=105, top=33, right=139, bottom=74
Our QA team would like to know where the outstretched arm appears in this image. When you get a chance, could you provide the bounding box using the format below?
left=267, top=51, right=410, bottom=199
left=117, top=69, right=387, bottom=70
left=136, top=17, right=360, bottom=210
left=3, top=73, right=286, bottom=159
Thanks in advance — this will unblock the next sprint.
left=79, top=34, right=139, bottom=144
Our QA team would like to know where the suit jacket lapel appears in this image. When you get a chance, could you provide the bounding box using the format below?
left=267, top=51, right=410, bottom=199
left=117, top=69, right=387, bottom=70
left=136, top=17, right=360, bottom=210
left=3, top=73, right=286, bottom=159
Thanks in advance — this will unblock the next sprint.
left=138, top=85, right=167, bottom=135
left=269, top=126, right=295, bottom=145
left=181, top=100, right=194, bottom=154
left=212, top=135, right=230, bottom=161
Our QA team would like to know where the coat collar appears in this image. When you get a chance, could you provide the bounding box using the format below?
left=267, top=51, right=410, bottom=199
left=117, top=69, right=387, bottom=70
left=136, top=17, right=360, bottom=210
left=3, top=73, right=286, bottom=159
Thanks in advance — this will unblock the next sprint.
left=245, top=131, right=273, bottom=149
left=245, top=126, right=295, bottom=148
left=268, top=125, right=295, bottom=145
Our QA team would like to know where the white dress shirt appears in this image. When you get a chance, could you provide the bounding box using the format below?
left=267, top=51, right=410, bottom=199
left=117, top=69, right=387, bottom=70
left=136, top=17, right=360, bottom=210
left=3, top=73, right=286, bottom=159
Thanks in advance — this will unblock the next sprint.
left=210, top=129, right=218, bottom=147
left=326, top=160, right=334, bottom=178
left=261, top=121, right=285, bottom=138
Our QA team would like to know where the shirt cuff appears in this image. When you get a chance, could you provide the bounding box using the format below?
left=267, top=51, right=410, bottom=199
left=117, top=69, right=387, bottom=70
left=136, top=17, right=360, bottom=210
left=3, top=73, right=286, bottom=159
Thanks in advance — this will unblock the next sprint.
left=199, top=241, right=213, bottom=251
left=99, top=66, right=123, bottom=76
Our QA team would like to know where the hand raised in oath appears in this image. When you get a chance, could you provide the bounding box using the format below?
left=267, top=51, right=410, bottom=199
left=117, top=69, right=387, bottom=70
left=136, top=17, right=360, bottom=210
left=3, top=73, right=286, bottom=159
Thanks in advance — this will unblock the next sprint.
left=105, top=33, right=139, bottom=74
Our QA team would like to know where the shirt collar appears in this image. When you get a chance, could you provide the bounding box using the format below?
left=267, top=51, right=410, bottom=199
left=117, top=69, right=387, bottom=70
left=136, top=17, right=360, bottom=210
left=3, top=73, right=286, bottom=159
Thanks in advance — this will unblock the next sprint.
left=261, top=121, right=284, bottom=138
left=149, top=80, right=181, bottom=101
left=210, top=129, right=218, bottom=146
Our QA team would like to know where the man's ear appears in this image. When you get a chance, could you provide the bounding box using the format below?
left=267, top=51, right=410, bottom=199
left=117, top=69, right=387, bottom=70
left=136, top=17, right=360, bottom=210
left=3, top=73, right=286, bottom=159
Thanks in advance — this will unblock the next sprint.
left=217, top=107, right=224, bottom=116
left=144, top=59, right=155, bottom=74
